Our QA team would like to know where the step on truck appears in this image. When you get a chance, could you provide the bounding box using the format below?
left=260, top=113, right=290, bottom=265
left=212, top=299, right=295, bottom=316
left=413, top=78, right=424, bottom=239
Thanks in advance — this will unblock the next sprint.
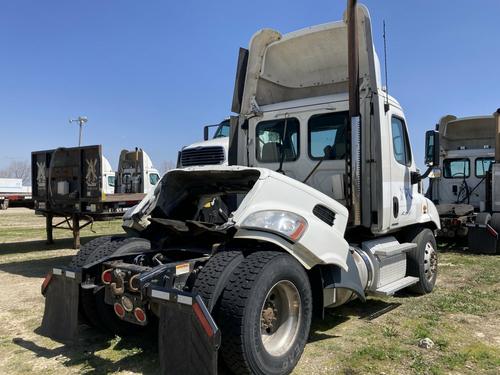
left=425, top=109, right=500, bottom=253
left=40, top=2, right=440, bottom=374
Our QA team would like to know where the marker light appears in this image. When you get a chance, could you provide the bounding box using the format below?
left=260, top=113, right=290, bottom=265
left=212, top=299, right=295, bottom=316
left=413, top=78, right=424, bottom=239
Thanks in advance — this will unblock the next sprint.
left=101, top=269, right=113, bottom=284
left=114, top=303, right=125, bottom=318
left=134, top=307, right=147, bottom=323
left=241, top=210, right=307, bottom=241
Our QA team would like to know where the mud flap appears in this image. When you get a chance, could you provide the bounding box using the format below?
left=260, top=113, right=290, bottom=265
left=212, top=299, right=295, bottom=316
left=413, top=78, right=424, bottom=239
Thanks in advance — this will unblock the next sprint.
left=322, top=250, right=366, bottom=302
left=39, top=267, right=81, bottom=342
left=148, top=286, right=220, bottom=375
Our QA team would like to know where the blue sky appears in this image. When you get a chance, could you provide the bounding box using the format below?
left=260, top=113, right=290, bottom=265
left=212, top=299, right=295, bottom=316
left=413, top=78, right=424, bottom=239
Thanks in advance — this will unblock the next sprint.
left=1, top=0, right=499, bottom=172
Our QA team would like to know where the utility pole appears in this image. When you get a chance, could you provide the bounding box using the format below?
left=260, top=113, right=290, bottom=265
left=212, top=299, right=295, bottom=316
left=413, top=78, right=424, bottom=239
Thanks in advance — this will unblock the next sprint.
left=69, top=116, right=88, bottom=147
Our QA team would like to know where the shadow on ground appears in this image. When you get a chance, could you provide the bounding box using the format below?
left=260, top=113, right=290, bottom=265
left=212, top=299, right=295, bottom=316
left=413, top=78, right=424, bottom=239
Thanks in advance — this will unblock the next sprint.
left=13, top=326, right=160, bottom=375
left=0, top=255, right=74, bottom=278
left=0, top=235, right=117, bottom=256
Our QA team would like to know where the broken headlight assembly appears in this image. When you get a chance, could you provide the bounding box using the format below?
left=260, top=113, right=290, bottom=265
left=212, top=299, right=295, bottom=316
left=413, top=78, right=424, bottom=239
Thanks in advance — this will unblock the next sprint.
left=240, top=210, right=307, bottom=241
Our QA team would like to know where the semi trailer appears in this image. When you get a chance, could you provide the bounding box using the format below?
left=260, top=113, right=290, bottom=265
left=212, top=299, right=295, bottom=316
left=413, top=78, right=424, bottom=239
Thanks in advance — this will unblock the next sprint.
left=0, top=178, right=32, bottom=210
left=40, top=2, right=440, bottom=374
left=31, top=145, right=160, bottom=248
left=426, top=109, right=500, bottom=253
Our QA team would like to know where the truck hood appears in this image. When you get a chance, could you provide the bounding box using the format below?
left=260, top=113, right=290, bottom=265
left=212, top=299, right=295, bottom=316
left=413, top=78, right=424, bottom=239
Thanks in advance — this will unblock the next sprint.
left=123, top=166, right=350, bottom=268
left=182, top=137, right=229, bottom=150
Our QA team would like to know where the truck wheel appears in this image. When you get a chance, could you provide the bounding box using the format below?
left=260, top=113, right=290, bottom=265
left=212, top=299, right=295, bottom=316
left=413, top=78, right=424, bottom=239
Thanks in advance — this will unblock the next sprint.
left=219, top=251, right=312, bottom=375
left=69, top=236, right=114, bottom=268
left=0, top=199, right=9, bottom=210
left=192, top=250, right=244, bottom=313
left=406, top=228, right=438, bottom=294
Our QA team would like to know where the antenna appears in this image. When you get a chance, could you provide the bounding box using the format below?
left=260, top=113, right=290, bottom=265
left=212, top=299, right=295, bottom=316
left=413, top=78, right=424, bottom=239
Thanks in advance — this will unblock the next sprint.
left=69, top=116, right=88, bottom=147
left=383, top=20, right=390, bottom=113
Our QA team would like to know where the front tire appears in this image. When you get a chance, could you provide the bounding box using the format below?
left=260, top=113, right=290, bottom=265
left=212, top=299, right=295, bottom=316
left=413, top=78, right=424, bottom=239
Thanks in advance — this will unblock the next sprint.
left=219, top=251, right=312, bottom=375
left=406, top=228, right=438, bottom=294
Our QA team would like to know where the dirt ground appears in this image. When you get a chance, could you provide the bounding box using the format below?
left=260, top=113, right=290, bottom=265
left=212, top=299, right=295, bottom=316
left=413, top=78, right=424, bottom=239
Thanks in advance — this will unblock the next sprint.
left=0, top=208, right=498, bottom=374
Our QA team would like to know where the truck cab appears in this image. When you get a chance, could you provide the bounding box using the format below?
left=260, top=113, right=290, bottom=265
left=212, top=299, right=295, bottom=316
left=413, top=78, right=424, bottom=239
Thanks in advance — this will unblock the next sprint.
left=177, top=119, right=229, bottom=168
left=230, top=9, right=437, bottom=236
left=115, top=148, right=160, bottom=194
left=101, top=156, right=116, bottom=195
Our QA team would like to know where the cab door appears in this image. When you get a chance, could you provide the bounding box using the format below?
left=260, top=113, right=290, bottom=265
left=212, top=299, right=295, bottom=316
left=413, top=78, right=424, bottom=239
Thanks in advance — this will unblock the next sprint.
left=389, top=111, right=416, bottom=228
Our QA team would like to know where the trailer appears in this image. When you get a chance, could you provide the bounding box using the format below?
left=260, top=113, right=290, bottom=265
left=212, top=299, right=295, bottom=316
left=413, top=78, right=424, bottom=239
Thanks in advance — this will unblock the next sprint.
left=31, top=145, right=158, bottom=249
left=0, top=178, right=32, bottom=209
left=40, top=3, right=440, bottom=374
left=426, top=109, right=500, bottom=253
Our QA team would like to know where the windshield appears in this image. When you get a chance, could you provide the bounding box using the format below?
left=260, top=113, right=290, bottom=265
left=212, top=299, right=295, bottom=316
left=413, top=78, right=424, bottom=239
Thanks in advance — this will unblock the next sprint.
left=213, top=120, right=230, bottom=138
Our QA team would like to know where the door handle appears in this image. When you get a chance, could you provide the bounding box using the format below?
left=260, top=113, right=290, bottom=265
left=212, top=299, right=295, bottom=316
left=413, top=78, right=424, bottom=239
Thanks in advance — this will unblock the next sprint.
left=393, top=197, right=399, bottom=218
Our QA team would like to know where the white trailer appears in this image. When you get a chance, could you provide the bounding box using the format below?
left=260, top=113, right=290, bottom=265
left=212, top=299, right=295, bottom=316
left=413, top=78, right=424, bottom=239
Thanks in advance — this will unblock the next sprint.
left=0, top=178, right=32, bottom=209
left=40, top=3, right=440, bottom=374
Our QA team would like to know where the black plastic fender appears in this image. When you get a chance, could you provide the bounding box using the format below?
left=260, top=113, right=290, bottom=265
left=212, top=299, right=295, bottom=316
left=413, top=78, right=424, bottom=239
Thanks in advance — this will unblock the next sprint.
left=39, top=267, right=81, bottom=342
left=148, top=286, right=220, bottom=375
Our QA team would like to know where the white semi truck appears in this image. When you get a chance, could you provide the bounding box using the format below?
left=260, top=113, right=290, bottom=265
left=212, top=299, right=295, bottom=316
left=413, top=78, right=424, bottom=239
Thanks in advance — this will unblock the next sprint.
left=177, top=119, right=230, bottom=168
left=40, top=3, right=440, bottom=374
left=426, top=109, right=500, bottom=253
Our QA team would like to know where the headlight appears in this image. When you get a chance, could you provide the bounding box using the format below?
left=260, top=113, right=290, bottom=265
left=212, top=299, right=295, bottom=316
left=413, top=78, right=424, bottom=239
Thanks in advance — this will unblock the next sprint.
left=240, top=210, right=307, bottom=241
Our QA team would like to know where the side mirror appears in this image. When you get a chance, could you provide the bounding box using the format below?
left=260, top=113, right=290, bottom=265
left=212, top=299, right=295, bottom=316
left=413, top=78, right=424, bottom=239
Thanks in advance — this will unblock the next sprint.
left=425, top=130, right=439, bottom=166
left=410, top=171, right=421, bottom=185
left=203, top=126, right=209, bottom=141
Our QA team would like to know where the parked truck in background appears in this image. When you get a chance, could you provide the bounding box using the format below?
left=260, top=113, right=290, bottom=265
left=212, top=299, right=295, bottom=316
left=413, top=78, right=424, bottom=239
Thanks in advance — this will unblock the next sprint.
left=40, top=3, right=440, bottom=374
left=426, top=109, right=500, bottom=253
left=115, top=148, right=160, bottom=194
left=177, top=119, right=230, bottom=168
left=0, top=178, right=32, bottom=210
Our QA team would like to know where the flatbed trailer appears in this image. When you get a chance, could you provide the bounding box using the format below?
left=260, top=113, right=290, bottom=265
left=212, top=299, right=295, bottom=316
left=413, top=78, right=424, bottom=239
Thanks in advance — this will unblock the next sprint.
left=32, top=145, right=146, bottom=248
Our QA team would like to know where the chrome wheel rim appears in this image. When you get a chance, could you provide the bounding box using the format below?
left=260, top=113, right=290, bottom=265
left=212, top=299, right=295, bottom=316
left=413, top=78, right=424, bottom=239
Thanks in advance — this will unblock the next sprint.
left=424, top=242, right=438, bottom=281
left=260, top=280, right=301, bottom=356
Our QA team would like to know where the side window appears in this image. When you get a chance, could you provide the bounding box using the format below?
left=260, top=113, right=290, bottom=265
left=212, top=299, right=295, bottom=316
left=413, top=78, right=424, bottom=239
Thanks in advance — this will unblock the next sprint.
left=443, top=158, right=470, bottom=178
left=108, top=176, right=115, bottom=187
left=475, top=157, right=494, bottom=177
left=149, top=173, right=160, bottom=185
left=308, top=112, right=348, bottom=160
left=256, top=118, right=300, bottom=163
left=391, top=117, right=412, bottom=166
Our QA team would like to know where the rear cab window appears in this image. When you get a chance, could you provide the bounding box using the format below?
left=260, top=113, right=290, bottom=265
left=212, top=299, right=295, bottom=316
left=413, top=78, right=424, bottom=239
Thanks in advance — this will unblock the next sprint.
left=308, top=112, right=348, bottom=160
left=443, top=158, right=470, bottom=178
left=256, top=118, right=299, bottom=163
left=475, top=157, right=494, bottom=177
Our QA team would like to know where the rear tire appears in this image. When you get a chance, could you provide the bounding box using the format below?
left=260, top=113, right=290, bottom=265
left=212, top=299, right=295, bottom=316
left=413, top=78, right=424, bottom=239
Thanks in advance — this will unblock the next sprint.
left=219, top=251, right=312, bottom=375
left=192, top=250, right=244, bottom=313
left=405, top=228, right=438, bottom=294
left=72, top=236, right=151, bottom=334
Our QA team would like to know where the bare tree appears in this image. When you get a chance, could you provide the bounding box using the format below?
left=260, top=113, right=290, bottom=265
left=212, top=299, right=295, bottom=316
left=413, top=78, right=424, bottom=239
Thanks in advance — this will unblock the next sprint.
left=0, top=160, right=31, bottom=185
left=159, top=160, right=176, bottom=175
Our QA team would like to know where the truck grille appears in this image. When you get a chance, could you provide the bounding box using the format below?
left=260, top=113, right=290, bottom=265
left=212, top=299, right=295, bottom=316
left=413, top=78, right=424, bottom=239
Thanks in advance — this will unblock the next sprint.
left=180, top=146, right=225, bottom=167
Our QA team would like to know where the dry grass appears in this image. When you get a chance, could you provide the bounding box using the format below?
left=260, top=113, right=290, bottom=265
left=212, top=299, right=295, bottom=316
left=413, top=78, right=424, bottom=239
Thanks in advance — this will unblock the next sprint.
left=0, top=208, right=499, bottom=374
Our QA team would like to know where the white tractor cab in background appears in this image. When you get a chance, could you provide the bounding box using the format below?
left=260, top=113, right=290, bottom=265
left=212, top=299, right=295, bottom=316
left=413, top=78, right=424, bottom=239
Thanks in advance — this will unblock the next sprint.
left=115, top=148, right=160, bottom=194
left=177, top=119, right=230, bottom=168
left=40, top=3, right=440, bottom=375
left=101, top=156, right=116, bottom=195
left=426, top=109, right=500, bottom=253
